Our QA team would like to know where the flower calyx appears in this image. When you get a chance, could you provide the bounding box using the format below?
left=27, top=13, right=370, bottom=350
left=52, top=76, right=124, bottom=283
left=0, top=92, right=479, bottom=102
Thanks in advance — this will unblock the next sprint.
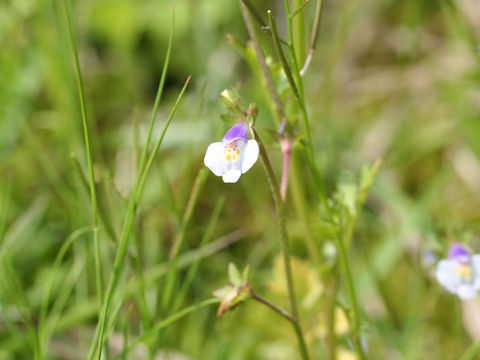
left=213, top=263, right=253, bottom=318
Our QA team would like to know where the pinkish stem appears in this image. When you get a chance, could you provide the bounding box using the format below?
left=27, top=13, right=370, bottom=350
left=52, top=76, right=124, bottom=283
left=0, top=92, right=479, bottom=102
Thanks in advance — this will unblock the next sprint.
left=280, top=138, right=293, bottom=201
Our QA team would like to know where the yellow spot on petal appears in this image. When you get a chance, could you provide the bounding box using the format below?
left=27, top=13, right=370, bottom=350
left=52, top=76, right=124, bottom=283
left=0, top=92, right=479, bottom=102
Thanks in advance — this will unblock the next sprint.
left=226, top=154, right=231, bottom=161
left=236, top=149, right=240, bottom=155
left=456, top=265, right=472, bottom=279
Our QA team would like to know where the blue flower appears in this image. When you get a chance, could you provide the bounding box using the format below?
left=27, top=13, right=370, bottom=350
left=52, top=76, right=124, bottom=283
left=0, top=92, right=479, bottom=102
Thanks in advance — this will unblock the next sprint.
left=436, top=243, right=480, bottom=300
left=204, top=122, right=259, bottom=183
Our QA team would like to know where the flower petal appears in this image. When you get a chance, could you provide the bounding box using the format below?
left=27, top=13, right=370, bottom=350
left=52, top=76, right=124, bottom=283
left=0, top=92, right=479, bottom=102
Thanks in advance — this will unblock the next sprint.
left=472, top=255, right=480, bottom=274
left=223, top=123, right=248, bottom=142
left=241, top=139, right=259, bottom=173
left=222, top=169, right=242, bottom=183
left=457, top=284, right=478, bottom=300
left=204, top=142, right=226, bottom=176
left=436, top=259, right=461, bottom=293
left=449, top=243, right=470, bottom=262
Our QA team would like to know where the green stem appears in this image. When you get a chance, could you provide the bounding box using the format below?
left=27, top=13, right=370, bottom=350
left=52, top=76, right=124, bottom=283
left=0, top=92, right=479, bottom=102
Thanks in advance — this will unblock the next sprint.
left=289, top=156, right=321, bottom=263
left=282, top=0, right=304, bottom=99
left=70, top=153, right=118, bottom=244
left=121, top=299, right=220, bottom=357
left=39, top=226, right=91, bottom=357
left=325, top=268, right=339, bottom=360
left=240, top=3, right=321, bottom=263
left=240, top=0, right=267, bottom=29
left=335, top=231, right=366, bottom=360
left=300, top=0, right=324, bottom=77
left=64, top=0, right=104, bottom=306
left=460, top=338, right=480, bottom=360
left=87, top=76, right=191, bottom=360
left=252, top=292, right=295, bottom=322
left=267, top=10, right=326, bottom=203
left=267, top=10, right=300, bottom=101
left=252, top=128, right=310, bottom=360
left=160, top=167, right=208, bottom=312
left=335, top=160, right=381, bottom=358
left=291, top=0, right=306, bottom=65
left=239, top=2, right=288, bottom=126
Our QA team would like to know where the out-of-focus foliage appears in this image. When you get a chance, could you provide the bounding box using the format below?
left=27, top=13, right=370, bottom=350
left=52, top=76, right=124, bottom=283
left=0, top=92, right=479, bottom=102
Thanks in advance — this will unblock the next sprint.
left=1, top=0, right=480, bottom=358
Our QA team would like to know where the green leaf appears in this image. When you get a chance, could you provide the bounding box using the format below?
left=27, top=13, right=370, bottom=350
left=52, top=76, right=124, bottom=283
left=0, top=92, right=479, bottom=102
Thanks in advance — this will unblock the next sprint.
left=242, top=265, right=251, bottom=282
left=337, top=173, right=357, bottom=216
left=219, top=88, right=244, bottom=113
left=228, top=263, right=243, bottom=287
left=229, top=284, right=252, bottom=309
left=358, top=158, right=382, bottom=205
left=212, top=285, right=234, bottom=299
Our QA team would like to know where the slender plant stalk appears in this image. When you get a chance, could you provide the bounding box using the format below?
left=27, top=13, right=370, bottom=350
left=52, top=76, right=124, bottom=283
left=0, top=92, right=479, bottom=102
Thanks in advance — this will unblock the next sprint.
left=73, top=151, right=152, bottom=338
left=1, top=259, right=41, bottom=358
left=122, top=298, right=220, bottom=357
left=280, top=138, right=292, bottom=201
left=160, top=167, right=208, bottom=313
left=335, top=230, right=366, bottom=359
left=291, top=0, right=306, bottom=64
left=252, top=127, right=310, bottom=360
left=240, top=0, right=267, bottom=29
left=139, top=230, right=246, bottom=286
left=87, top=76, right=191, bottom=360
left=335, top=159, right=381, bottom=358
left=0, top=180, right=10, bottom=249
left=64, top=0, right=104, bottom=306
left=133, top=106, right=141, bottom=169
left=325, top=269, right=339, bottom=360
left=281, top=1, right=304, bottom=99
left=131, top=230, right=151, bottom=330
left=155, top=195, right=225, bottom=351
left=174, top=196, right=226, bottom=311
left=267, top=10, right=300, bottom=101
left=460, top=338, right=480, bottom=360
left=136, top=77, right=193, bottom=205
left=252, top=292, right=294, bottom=322
left=239, top=2, right=321, bottom=263
left=291, top=0, right=312, bottom=18
left=168, top=167, right=208, bottom=261
left=239, top=0, right=290, bottom=46
left=47, top=231, right=244, bottom=338
left=288, top=157, right=321, bottom=262
left=268, top=10, right=329, bottom=209
left=239, top=2, right=288, bottom=125
left=70, top=153, right=118, bottom=244
left=38, top=226, right=91, bottom=356
left=301, top=0, right=324, bottom=77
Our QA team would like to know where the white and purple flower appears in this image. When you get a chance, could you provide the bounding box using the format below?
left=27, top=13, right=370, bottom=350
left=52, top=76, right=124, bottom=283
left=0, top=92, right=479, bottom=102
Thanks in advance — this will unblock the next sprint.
left=436, top=243, right=480, bottom=300
left=204, top=122, right=259, bottom=183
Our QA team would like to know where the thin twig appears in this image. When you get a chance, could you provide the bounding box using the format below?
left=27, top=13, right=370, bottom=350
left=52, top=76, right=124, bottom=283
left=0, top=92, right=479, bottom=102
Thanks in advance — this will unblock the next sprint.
left=252, top=127, right=310, bottom=360
left=64, top=0, right=104, bottom=307
left=252, top=292, right=294, bottom=322
left=267, top=10, right=300, bottom=101
left=87, top=75, right=191, bottom=360
left=280, top=137, right=292, bottom=201
left=291, top=0, right=312, bottom=18
left=300, top=0, right=323, bottom=77
left=335, top=231, right=366, bottom=360
left=239, top=2, right=288, bottom=124
left=240, top=0, right=267, bottom=29
left=240, top=0, right=290, bottom=46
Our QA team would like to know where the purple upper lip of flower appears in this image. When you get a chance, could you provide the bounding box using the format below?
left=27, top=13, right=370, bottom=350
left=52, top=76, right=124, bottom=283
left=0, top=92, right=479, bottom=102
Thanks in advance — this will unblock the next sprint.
left=449, top=243, right=470, bottom=262
left=223, top=123, right=248, bottom=142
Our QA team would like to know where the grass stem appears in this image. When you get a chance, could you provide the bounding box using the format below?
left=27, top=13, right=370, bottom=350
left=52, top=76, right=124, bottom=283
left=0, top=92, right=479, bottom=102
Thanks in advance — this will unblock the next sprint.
left=252, top=127, right=310, bottom=360
left=64, top=0, right=104, bottom=308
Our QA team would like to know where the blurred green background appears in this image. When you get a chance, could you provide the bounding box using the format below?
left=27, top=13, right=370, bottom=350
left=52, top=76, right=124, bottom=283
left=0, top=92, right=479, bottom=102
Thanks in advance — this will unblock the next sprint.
left=1, top=0, right=480, bottom=359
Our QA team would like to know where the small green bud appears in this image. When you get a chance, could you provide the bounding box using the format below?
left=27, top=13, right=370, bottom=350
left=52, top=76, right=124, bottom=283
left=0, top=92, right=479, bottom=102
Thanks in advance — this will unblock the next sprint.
left=213, top=263, right=253, bottom=318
